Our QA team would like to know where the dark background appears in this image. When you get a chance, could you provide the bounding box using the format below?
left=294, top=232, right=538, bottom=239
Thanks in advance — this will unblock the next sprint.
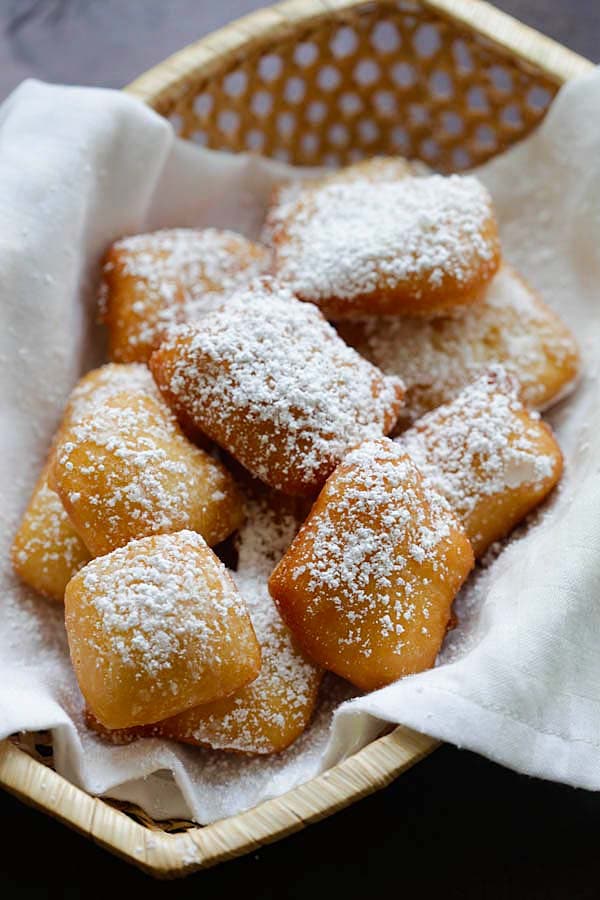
left=1, top=1, right=599, bottom=897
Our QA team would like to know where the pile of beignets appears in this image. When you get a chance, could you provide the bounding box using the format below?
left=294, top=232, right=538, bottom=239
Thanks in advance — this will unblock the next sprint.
left=12, top=157, right=580, bottom=755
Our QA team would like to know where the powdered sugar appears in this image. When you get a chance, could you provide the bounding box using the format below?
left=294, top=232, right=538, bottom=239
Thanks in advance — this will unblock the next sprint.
left=12, top=468, right=89, bottom=595
left=398, top=369, right=558, bottom=523
left=344, top=264, right=580, bottom=425
left=169, top=489, right=320, bottom=753
left=273, top=156, right=416, bottom=209
left=0, top=76, right=596, bottom=826
left=169, top=570, right=321, bottom=754
left=235, top=488, right=304, bottom=577
left=265, top=174, right=496, bottom=307
left=278, top=439, right=461, bottom=659
left=100, top=228, right=270, bottom=355
left=53, top=382, right=238, bottom=554
left=87, top=487, right=321, bottom=754
left=151, top=278, right=403, bottom=493
left=64, top=362, right=159, bottom=426
left=76, top=531, right=246, bottom=679
left=14, top=480, right=86, bottom=571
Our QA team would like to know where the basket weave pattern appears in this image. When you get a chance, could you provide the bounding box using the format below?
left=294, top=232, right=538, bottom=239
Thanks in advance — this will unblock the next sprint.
left=1, top=0, right=593, bottom=879
left=156, top=0, right=558, bottom=172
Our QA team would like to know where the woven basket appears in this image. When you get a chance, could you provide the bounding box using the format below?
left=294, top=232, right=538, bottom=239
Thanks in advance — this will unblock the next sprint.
left=1, top=0, right=593, bottom=879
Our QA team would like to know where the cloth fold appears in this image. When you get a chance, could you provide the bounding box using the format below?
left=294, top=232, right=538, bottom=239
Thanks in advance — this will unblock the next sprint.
left=1, top=74, right=599, bottom=824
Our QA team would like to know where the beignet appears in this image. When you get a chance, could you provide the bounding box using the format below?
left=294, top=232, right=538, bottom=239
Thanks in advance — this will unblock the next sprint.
left=157, top=571, right=322, bottom=754
left=60, top=362, right=158, bottom=430
left=100, top=228, right=270, bottom=363
left=85, top=492, right=321, bottom=753
left=160, top=486, right=321, bottom=754
left=398, top=369, right=563, bottom=557
left=51, top=382, right=243, bottom=556
left=264, top=173, right=500, bottom=318
left=340, top=264, right=580, bottom=428
left=269, top=438, right=474, bottom=691
left=65, top=530, right=261, bottom=729
left=12, top=364, right=156, bottom=597
left=150, top=278, right=404, bottom=495
left=11, top=460, right=90, bottom=602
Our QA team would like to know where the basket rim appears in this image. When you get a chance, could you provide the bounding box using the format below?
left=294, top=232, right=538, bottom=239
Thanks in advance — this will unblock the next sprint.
left=0, top=727, right=437, bottom=878
left=125, top=0, right=593, bottom=110
left=2, top=0, right=595, bottom=882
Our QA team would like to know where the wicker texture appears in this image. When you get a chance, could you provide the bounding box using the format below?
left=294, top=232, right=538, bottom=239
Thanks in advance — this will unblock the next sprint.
left=165, top=5, right=553, bottom=171
left=128, top=0, right=590, bottom=172
left=1, top=0, right=593, bottom=879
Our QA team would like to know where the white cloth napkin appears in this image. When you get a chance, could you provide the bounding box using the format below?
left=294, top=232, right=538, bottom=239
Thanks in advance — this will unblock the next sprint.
left=1, top=74, right=599, bottom=824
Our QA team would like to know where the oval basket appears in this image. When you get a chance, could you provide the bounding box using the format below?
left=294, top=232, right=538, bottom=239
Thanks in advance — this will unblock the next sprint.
left=0, top=0, right=593, bottom=880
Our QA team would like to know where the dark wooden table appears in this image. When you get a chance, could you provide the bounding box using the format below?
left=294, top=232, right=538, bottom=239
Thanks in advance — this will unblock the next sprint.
left=1, top=2, right=599, bottom=896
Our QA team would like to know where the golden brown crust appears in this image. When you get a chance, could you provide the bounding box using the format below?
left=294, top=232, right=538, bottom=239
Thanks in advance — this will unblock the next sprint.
left=101, top=245, right=187, bottom=364
left=265, top=171, right=500, bottom=319
left=65, top=531, right=261, bottom=730
left=100, top=228, right=271, bottom=363
left=83, top=487, right=322, bottom=754
left=157, top=619, right=321, bottom=755
left=11, top=458, right=90, bottom=602
left=340, top=264, right=581, bottom=428
left=51, top=377, right=243, bottom=556
left=149, top=279, right=404, bottom=496
left=398, top=369, right=564, bottom=557
left=269, top=438, right=474, bottom=691
left=84, top=622, right=321, bottom=755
